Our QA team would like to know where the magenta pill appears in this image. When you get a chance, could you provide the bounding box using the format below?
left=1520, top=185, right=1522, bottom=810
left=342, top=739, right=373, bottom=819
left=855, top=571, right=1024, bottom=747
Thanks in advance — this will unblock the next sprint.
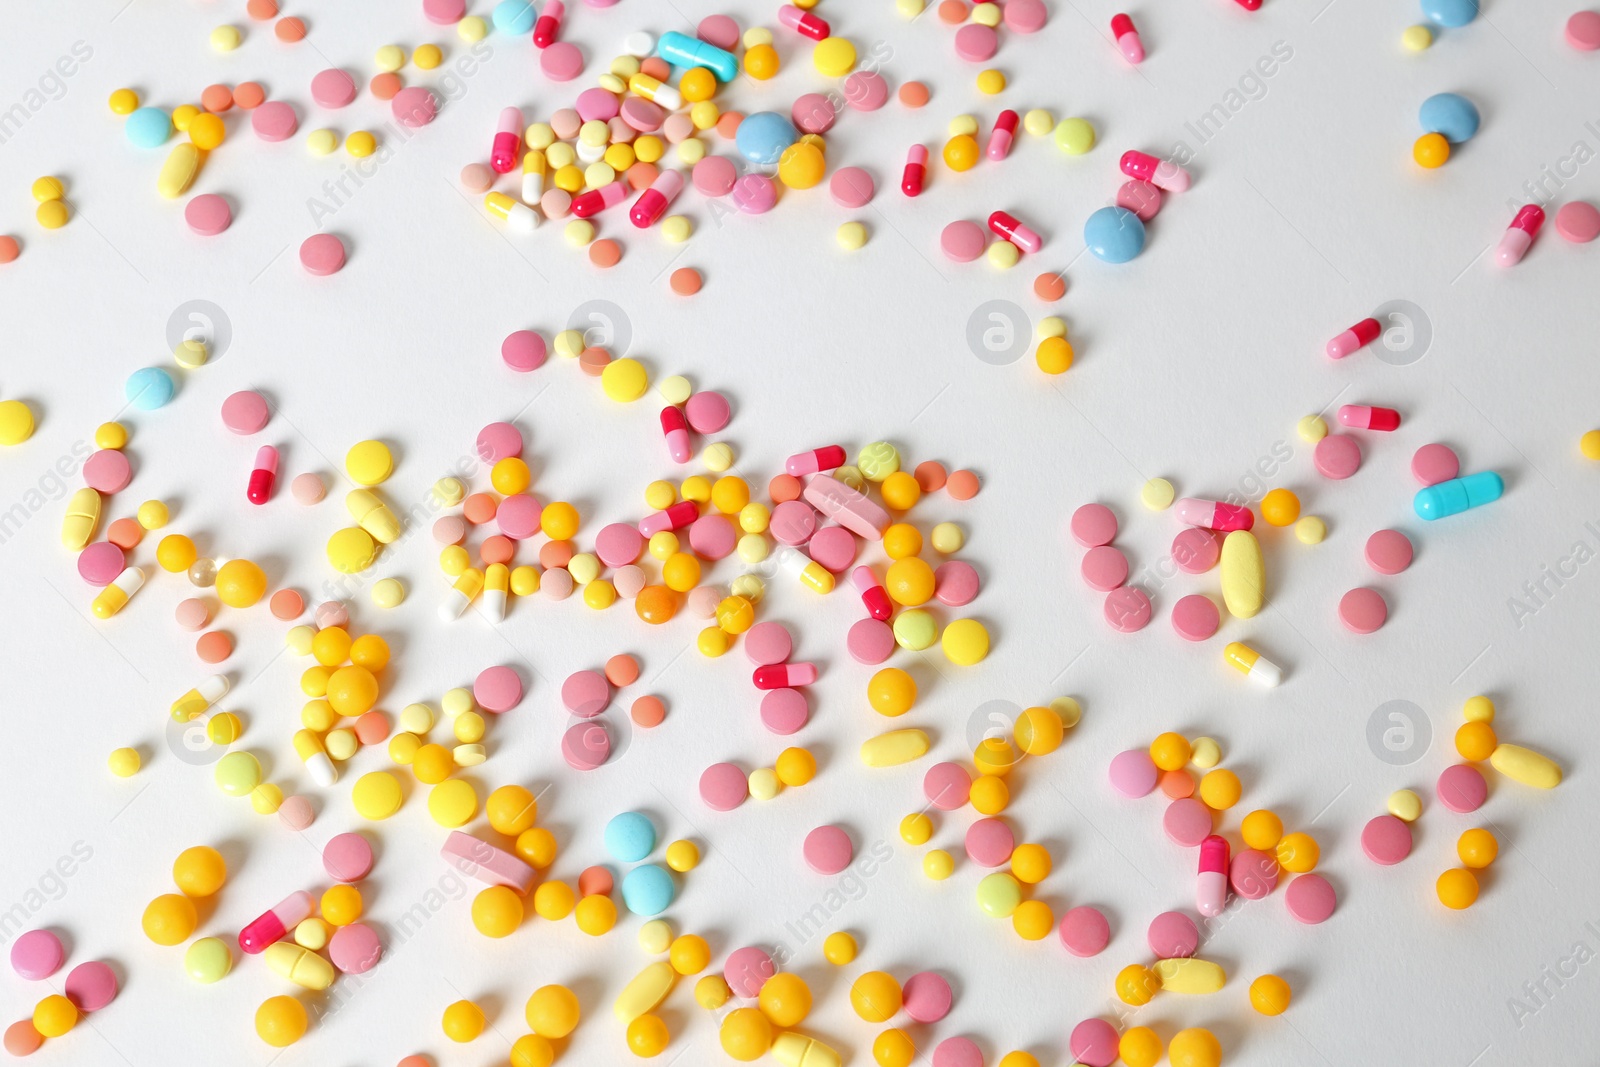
left=1411, top=442, right=1460, bottom=485
left=902, top=972, right=952, bottom=1023
left=1437, top=763, right=1488, bottom=813
left=496, top=495, right=542, bottom=540
left=1361, top=814, right=1413, bottom=865
left=1365, top=529, right=1414, bottom=574
left=328, top=922, right=382, bottom=974
left=743, top=622, right=793, bottom=666
left=802, top=825, right=853, bottom=875
left=1104, top=586, right=1153, bottom=632
left=1146, top=910, right=1198, bottom=957
left=684, top=391, right=731, bottom=433
left=323, top=832, right=375, bottom=881
left=759, top=688, right=809, bottom=734
left=595, top=522, right=644, bottom=568
left=1109, top=749, right=1158, bottom=797
left=1230, top=848, right=1280, bottom=899
left=1059, top=905, right=1111, bottom=957
left=933, top=560, right=980, bottom=606
left=1284, top=872, right=1336, bottom=924
left=502, top=330, right=548, bottom=372
left=964, top=817, right=1015, bottom=867
left=184, top=193, right=233, bottom=234
left=1069, top=1019, right=1120, bottom=1067
left=923, top=762, right=972, bottom=810
left=807, top=526, right=857, bottom=572
left=475, top=421, right=523, bottom=463
left=561, top=721, right=611, bottom=770
left=845, top=618, right=895, bottom=664
left=1171, top=593, right=1220, bottom=641
left=1071, top=503, right=1118, bottom=547
left=221, top=390, right=271, bottom=435
left=1313, top=433, right=1362, bottom=479
left=699, top=762, right=749, bottom=810
left=78, top=542, right=126, bottom=586
left=474, top=665, right=523, bottom=712
left=1338, top=587, right=1388, bottom=633
left=63, top=960, right=117, bottom=1011
left=10, top=930, right=64, bottom=980
left=83, top=449, right=132, bottom=493
left=1172, top=526, right=1222, bottom=573
left=724, top=946, right=775, bottom=997
left=1080, top=545, right=1128, bottom=590
left=562, top=669, right=610, bottom=717
left=1163, top=797, right=1214, bottom=847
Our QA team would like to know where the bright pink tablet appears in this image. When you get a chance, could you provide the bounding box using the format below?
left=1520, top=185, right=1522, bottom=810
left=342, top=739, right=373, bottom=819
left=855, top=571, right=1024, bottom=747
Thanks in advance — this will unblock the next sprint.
left=278, top=794, right=314, bottom=830
left=184, top=193, right=233, bottom=234
left=803, top=825, right=853, bottom=874
left=1230, top=849, right=1280, bottom=898
left=1313, top=434, right=1362, bottom=479
left=78, top=542, right=125, bottom=586
left=688, top=514, right=736, bottom=560
left=324, top=832, right=374, bottom=881
left=575, top=87, right=621, bottom=123
left=902, top=971, right=952, bottom=1023
left=1147, top=911, right=1198, bottom=957
left=83, top=449, right=132, bottom=493
left=941, top=220, right=986, bottom=262
left=759, top=688, right=809, bottom=734
left=1361, top=814, right=1413, bottom=865
left=1566, top=10, right=1600, bottom=49
left=700, top=762, right=748, bottom=810
left=830, top=166, right=875, bottom=208
left=743, top=622, right=792, bottom=666
left=1163, top=797, right=1213, bottom=847
left=698, top=15, right=740, bottom=49
left=923, top=762, right=972, bottom=809
left=595, top=523, right=644, bottom=568
left=222, top=390, right=271, bottom=434
left=502, top=330, right=548, bottom=371
left=299, top=233, right=346, bottom=275
left=621, top=97, right=665, bottom=133
left=723, top=946, right=775, bottom=997
left=732, top=174, right=777, bottom=214
left=310, top=69, right=357, bottom=108
left=933, top=1037, right=985, bottom=1067
left=808, top=526, right=856, bottom=572
left=843, top=71, right=889, bottom=111
left=1284, top=873, right=1336, bottom=924
left=1104, top=586, right=1152, bottom=632
left=1069, top=1019, right=1119, bottom=1067
left=1556, top=200, right=1600, bottom=241
left=540, top=41, right=584, bottom=81
left=1365, top=529, right=1414, bottom=574
left=63, top=961, right=116, bottom=1011
left=1437, top=763, right=1488, bottom=813
left=1070, top=503, right=1118, bottom=547
left=251, top=100, right=298, bottom=141
left=934, top=560, right=980, bottom=606
left=1109, top=749, right=1158, bottom=797
left=771, top=500, right=818, bottom=546
left=561, top=722, right=610, bottom=769
left=1411, top=442, right=1459, bottom=485
left=496, top=495, right=541, bottom=540
left=476, top=421, right=522, bottom=462
left=685, top=391, right=730, bottom=433
left=1059, top=905, right=1110, bottom=957
left=1338, top=587, right=1388, bottom=633
left=1080, top=545, right=1128, bottom=590
left=392, top=87, right=438, bottom=127
left=562, top=670, right=610, bottom=717
left=965, top=817, right=1015, bottom=866
left=1116, top=179, right=1161, bottom=221
left=792, top=93, right=835, bottom=133
left=1172, top=527, right=1221, bottom=573
left=1171, top=593, right=1220, bottom=641
left=423, top=0, right=466, bottom=23
left=10, top=930, right=63, bottom=980
left=328, top=922, right=382, bottom=973
left=954, top=23, right=999, bottom=61
left=1005, top=0, right=1048, bottom=31
left=475, top=665, right=523, bottom=712
left=846, top=618, right=896, bottom=664
left=693, top=156, right=737, bottom=197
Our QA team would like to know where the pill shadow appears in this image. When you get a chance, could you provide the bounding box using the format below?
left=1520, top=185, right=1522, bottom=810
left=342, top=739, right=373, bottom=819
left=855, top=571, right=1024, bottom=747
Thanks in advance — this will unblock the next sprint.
left=213, top=836, right=250, bottom=885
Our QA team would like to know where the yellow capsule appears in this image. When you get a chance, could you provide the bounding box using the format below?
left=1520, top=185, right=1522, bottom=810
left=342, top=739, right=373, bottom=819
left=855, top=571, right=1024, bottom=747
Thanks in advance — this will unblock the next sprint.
left=158, top=142, right=202, bottom=199
left=1223, top=641, right=1282, bottom=687
left=346, top=489, right=401, bottom=543
left=263, top=942, right=336, bottom=991
left=62, top=488, right=102, bottom=549
left=1220, top=530, right=1264, bottom=617
left=613, top=961, right=677, bottom=1023
left=1153, top=957, right=1225, bottom=994
left=859, top=729, right=929, bottom=768
left=1488, top=743, right=1561, bottom=789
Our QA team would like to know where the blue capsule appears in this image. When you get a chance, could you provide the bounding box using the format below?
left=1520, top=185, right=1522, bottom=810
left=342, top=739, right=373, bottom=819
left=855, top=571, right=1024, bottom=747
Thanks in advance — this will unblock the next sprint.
left=1414, top=471, right=1502, bottom=520
left=1421, top=0, right=1478, bottom=28
left=1419, top=93, right=1480, bottom=144
left=1083, top=206, right=1146, bottom=263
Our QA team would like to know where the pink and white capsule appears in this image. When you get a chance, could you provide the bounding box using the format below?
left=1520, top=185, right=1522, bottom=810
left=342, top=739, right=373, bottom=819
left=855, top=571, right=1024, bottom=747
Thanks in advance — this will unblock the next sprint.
left=630, top=169, right=684, bottom=228
left=660, top=406, right=692, bottom=464
left=1337, top=404, right=1400, bottom=431
left=1197, top=835, right=1230, bottom=917
left=532, top=0, right=564, bottom=47
left=754, top=662, right=818, bottom=689
left=778, top=4, right=830, bottom=40
left=491, top=107, right=522, bottom=173
left=901, top=145, right=928, bottom=198
left=639, top=500, right=699, bottom=537
left=1175, top=497, right=1255, bottom=532
left=239, top=891, right=314, bottom=954
left=247, top=446, right=278, bottom=505
left=1121, top=150, right=1190, bottom=192
left=1111, top=14, right=1145, bottom=63
left=1495, top=205, right=1544, bottom=267
left=786, top=445, right=847, bottom=477
left=1326, top=316, right=1380, bottom=360
left=987, top=110, right=1018, bottom=161
left=988, top=211, right=1042, bottom=254
left=571, top=181, right=629, bottom=218
left=852, top=565, right=894, bottom=621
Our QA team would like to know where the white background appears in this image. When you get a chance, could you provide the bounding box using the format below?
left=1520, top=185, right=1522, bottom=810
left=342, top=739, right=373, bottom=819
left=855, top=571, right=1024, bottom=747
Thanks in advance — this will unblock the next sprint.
left=2, top=0, right=1599, bottom=1065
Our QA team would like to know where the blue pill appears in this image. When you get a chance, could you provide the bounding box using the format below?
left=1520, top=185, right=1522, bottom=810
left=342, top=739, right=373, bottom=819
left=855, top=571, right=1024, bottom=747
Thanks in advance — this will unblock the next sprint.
left=1414, top=471, right=1502, bottom=520
left=125, top=368, right=176, bottom=410
left=1083, top=206, right=1146, bottom=264
left=492, top=0, right=536, bottom=36
left=1419, top=93, right=1479, bottom=144
left=735, top=111, right=797, bottom=166
left=125, top=107, right=172, bottom=149
left=604, top=812, right=657, bottom=864
left=621, top=864, right=675, bottom=916
left=1421, top=0, right=1477, bottom=28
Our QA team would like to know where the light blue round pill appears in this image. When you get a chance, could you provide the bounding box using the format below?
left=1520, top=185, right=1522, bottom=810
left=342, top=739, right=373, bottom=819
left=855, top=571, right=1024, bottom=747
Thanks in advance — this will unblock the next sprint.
left=1421, top=0, right=1477, bottom=28
left=125, top=107, right=172, bottom=149
left=125, top=367, right=176, bottom=410
left=1083, top=206, right=1146, bottom=264
left=1419, top=93, right=1479, bottom=144
left=735, top=111, right=797, bottom=166
left=604, top=812, right=657, bottom=863
left=621, top=864, right=675, bottom=916
left=492, top=0, right=536, bottom=35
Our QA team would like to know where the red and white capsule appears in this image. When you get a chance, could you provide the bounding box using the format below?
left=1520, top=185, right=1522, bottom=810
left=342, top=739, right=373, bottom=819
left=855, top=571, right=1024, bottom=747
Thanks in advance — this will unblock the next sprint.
left=630, top=169, right=683, bottom=228
left=1326, top=317, right=1380, bottom=360
left=851, top=565, right=894, bottom=621
left=247, top=446, right=278, bottom=505
left=786, top=445, right=846, bottom=477
left=987, top=211, right=1042, bottom=254
left=1175, top=497, right=1255, bottom=532
left=1338, top=404, right=1401, bottom=431
left=490, top=107, right=522, bottom=173
left=778, top=4, right=830, bottom=40
left=1495, top=204, right=1544, bottom=267
left=532, top=0, right=564, bottom=47
left=638, top=500, right=699, bottom=538
left=986, top=110, right=1018, bottom=161
left=901, top=145, right=928, bottom=197
left=1111, top=14, right=1145, bottom=63
left=1197, top=835, right=1230, bottom=917
left=754, top=662, right=818, bottom=689
left=660, top=406, right=692, bottom=464
left=1120, top=150, right=1190, bottom=192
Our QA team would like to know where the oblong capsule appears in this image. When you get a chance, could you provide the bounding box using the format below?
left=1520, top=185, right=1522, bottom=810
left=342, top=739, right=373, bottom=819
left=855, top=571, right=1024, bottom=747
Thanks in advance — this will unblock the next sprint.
left=901, top=145, right=928, bottom=198
left=614, top=960, right=677, bottom=1023
left=753, top=662, right=818, bottom=690
left=986, top=110, right=1018, bottom=161
left=988, top=210, right=1041, bottom=253
left=860, top=728, right=930, bottom=767
left=851, top=565, right=893, bottom=621
left=158, top=142, right=202, bottom=199
left=293, top=729, right=337, bottom=787
left=1224, top=642, right=1282, bottom=687
left=1326, top=316, right=1380, bottom=359
left=521, top=148, right=548, bottom=204
left=629, top=169, right=684, bottom=228
left=1120, top=149, right=1190, bottom=192
left=91, top=566, right=144, bottom=619
left=1175, top=497, right=1254, bottom=532
left=1155, top=956, right=1226, bottom=993
left=532, top=0, right=564, bottom=47
left=639, top=500, right=698, bottom=537
left=656, top=32, right=738, bottom=82
left=439, top=568, right=484, bottom=622
left=264, top=942, right=336, bottom=990
left=1337, top=404, right=1401, bottom=431
left=1197, top=834, right=1230, bottom=917
left=1111, top=14, right=1145, bottom=62
left=1413, top=471, right=1503, bottom=520
left=571, top=181, right=629, bottom=218
left=490, top=106, right=522, bottom=172
left=628, top=72, right=683, bottom=110
left=1495, top=204, right=1544, bottom=267
left=171, top=675, right=229, bottom=722
left=239, top=890, right=314, bottom=954
left=786, top=445, right=847, bottom=477
left=776, top=548, right=835, bottom=594
left=485, top=191, right=541, bottom=233
left=346, top=489, right=401, bottom=543
left=1488, top=743, right=1561, bottom=789
left=660, top=405, right=692, bottom=464
left=62, top=487, right=102, bottom=549
left=779, top=3, right=831, bottom=40
left=1220, top=531, right=1265, bottom=618
left=483, top=562, right=509, bottom=621
left=247, top=445, right=278, bottom=505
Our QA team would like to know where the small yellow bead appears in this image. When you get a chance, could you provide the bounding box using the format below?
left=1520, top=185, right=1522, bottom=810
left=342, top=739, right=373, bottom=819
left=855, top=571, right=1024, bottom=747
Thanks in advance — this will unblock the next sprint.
left=1402, top=23, right=1433, bottom=50
left=661, top=215, right=692, bottom=242
left=109, top=89, right=140, bottom=115
left=374, top=45, right=406, bottom=71
left=1023, top=108, right=1055, bottom=136
left=923, top=849, right=954, bottom=880
left=210, top=25, right=242, bottom=52
left=1297, top=414, right=1328, bottom=442
left=1295, top=516, right=1327, bottom=544
left=564, top=219, right=596, bottom=246
left=976, top=69, right=1006, bottom=94
left=307, top=128, right=340, bottom=155
left=415, top=44, right=444, bottom=69
left=458, top=15, right=489, bottom=41
left=836, top=221, right=868, bottom=250
left=987, top=240, right=1020, bottom=269
left=1141, top=478, right=1175, bottom=511
left=748, top=767, right=781, bottom=800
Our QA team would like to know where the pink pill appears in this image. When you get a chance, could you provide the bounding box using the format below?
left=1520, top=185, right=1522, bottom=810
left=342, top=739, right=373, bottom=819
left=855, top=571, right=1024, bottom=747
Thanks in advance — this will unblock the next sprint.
left=941, top=219, right=987, bottom=262
left=954, top=22, right=999, bottom=61
left=1109, top=749, right=1158, bottom=797
left=474, top=665, right=523, bottom=712
left=808, top=526, right=857, bottom=572
left=77, top=540, right=127, bottom=587
left=278, top=794, right=315, bottom=830
left=299, top=233, right=346, bottom=275
left=1115, top=179, right=1161, bottom=221
left=423, top=0, right=466, bottom=23
left=615, top=565, right=646, bottom=598
left=1080, top=545, right=1128, bottom=590
left=830, top=166, right=875, bottom=208
left=1171, top=593, right=1220, bottom=641
left=1230, top=848, right=1280, bottom=899
left=1070, top=502, right=1118, bottom=547
left=1566, top=9, right=1600, bottom=49
left=575, top=87, right=620, bottom=123
left=1338, top=587, right=1388, bottom=633
left=1361, top=814, right=1413, bottom=865
left=551, top=109, right=582, bottom=140
left=1437, top=763, right=1488, bottom=813
left=184, top=193, right=233, bottom=234
left=844, top=70, right=889, bottom=111
left=760, top=688, right=809, bottom=734
left=698, top=14, right=741, bottom=50
left=685, top=391, right=731, bottom=433
left=792, top=92, right=836, bottom=134
left=10, top=930, right=63, bottom=980
left=1069, top=1019, right=1119, bottom=1067
left=933, top=1037, right=984, bottom=1067
left=316, top=601, right=348, bottom=628
left=846, top=618, right=896, bottom=664
left=732, top=174, right=777, bottom=214
left=562, top=670, right=610, bottom=717
left=221, top=390, right=271, bottom=435
left=621, top=96, right=665, bottom=133
left=1313, top=433, right=1362, bottom=479
left=924, top=761, right=972, bottom=810
left=803, top=825, right=853, bottom=874
left=743, top=622, right=793, bottom=666
left=1146, top=910, right=1198, bottom=957
left=902, top=971, right=952, bottom=1023
left=310, top=68, right=357, bottom=109
left=1411, top=442, right=1459, bottom=485
left=502, top=330, right=548, bottom=372
left=496, top=495, right=541, bottom=540
left=292, top=473, right=325, bottom=504
left=323, top=832, right=375, bottom=881
left=1163, top=797, right=1214, bottom=847
left=1172, top=527, right=1222, bottom=573
left=700, top=762, right=749, bottom=810
left=1284, top=872, right=1336, bottom=924
left=175, top=597, right=210, bottom=631
left=723, top=946, right=775, bottom=997
left=965, top=817, right=1015, bottom=867
left=250, top=100, right=298, bottom=141
left=392, top=87, right=438, bottom=127
left=689, top=513, right=738, bottom=560
left=687, top=586, right=721, bottom=617
left=540, top=41, right=584, bottom=81
left=476, top=421, right=523, bottom=463
left=1005, top=0, right=1048, bottom=31
left=433, top=516, right=466, bottom=545
left=328, top=922, right=382, bottom=974
left=1365, top=529, right=1414, bottom=574
left=771, top=500, right=818, bottom=546
left=63, top=960, right=117, bottom=1011
left=83, top=449, right=132, bottom=493
left=1556, top=200, right=1600, bottom=241
left=1104, top=586, right=1152, bottom=632
left=561, top=721, right=611, bottom=769
left=693, top=156, right=738, bottom=196
left=1059, top=905, right=1110, bottom=957
left=595, top=523, right=644, bottom=568
left=542, top=189, right=572, bottom=218
left=934, top=560, right=980, bottom=606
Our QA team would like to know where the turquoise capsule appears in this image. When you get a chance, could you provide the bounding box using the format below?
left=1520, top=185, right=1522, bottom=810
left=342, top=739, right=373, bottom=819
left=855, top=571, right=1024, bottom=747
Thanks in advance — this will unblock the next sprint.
left=656, top=32, right=738, bottom=82
left=1414, top=471, right=1502, bottom=520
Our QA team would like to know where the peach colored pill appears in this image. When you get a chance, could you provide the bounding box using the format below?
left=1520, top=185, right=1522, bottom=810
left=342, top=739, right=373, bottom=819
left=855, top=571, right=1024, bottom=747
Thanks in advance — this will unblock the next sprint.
left=4, top=1021, right=43, bottom=1057
left=946, top=469, right=981, bottom=500
left=631, top=695, right=665, bottom=727
left=291, top=472, right=325, bottom=504
left=247, top=0, right=279, bottom=17
left=201, top=85, right=234, bottom=112
left=716, top=111, right=743, bottom=138
left=107, top=517, right=144, bottom=550
left=0, top=236, right=18, bottom=263
left=196, top=631, right=233, bottom=663
left=938, top=0, right=968, bottom=23
left=354, top=711, right=390, bottom=745
left=269, top=588, right=304, bottom=619
left=641, top=57, right=671, bottom=80
left=605, top=654, right=640, bottom=687
left=769, top=474, right=802, bottom=503
left=463, top=493, right=498, bottom=524
left=579, top=347, right=612, bottom=376
left=899, top=81, right=930, bottom=108
left=275, top=16, right=306, bottom=41
left=579, top=866, right=614, bottom=897
left=670, top=267, right=702, bottom=295
left=481, top=534, right=514, bottom=565
left=1033, top=272, right=1066, bottom=301
left=279, top=794, right=314, bottom=829
left=540, top=540, right=575, bottom=569
left=626, top=162, right=659, bottom=190
left=589, top=239, right=622, bottom=268
left=234, top=82, right=266, bottom=109
left=1160, top=768, right=1196, bottom=799
left=914, top=461, right=947, bottom=492
left=460, top=163, right=493, bottom=193
left=175, top=598, right=210, bottom=631
left=434, top=516, right=467, bottom=545
left=370, top=73, right=402, bottom=100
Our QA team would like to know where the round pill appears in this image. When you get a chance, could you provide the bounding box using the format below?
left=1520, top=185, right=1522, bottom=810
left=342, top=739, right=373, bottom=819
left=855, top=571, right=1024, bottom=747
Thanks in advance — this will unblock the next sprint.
left=328, top=923, right=381, bottom=974
left=561, top=721, right=611, bottom=770
left=392, top=87, right=438, bottom=127
left=323, top=833, right=374, bottom=881
left=269, top=589, right=303, bottom=619
left=184, top=193, right=233, bottom=235
left=1069, top=1020, right=1118, bottom=1067
left=595, top=523, right=644, bottom=568
left=1418, top=92, right=1479, bottom=143
left=1081, top=545, right=1129, bottom=590
left=1284, top=873, right=1337, bottom=924
left=1361, top=814, right=1413, bottom=864
left=924, top=762, right=972, bottom=809
left=803, top=825, right=853, bottom=874
left=1313, top=434, right=1362, bottom=479
left=561, top=670, right=609, bottom=717
left=502, top=330, right=548, bottom=371
left=1117, top=180, right=1161, bottom=221
left=77, top=542, right=125, bottom=586
left=125, top=367, right=175, bottom=409
left=251, top=101, right=298, bottom=141
left=175, top=598, right=209, bottom=630
left=291, top=473, right=325, bottom=504
left=1568, top=9, right=1600, bottom=48
left=221, top=391, right=271, bottom=435
left=902, top=972, right=952, bottom=1023
left=724, top=947, right=776, bottom=998
left=196, top=631, right=232, bottom=663
left=1147, top=911, right=1199, bottom=957
left=743, top=622, right=793, bottom=665
left=1058, top=905, right=1110, bottom=957
left=1437, top=763, right=1488, bottom=813
left=310, top=69, right=357, bottom=108
left=1083, top=206, right=1146, bottom=263
left=1338, top=587, right=1388, bottom=633
left=965, top=818, right=1015, bottom=866
left=541, top=41, right=584, bottom=81
left=700, top=762, right=748, bottom=810
left=1171, top=527, right=1221, bottom=573
left=1070, top=503, right=1118, bottom=547
left=1109, top=749, right=1158, bottom=797
left=1163, top=797, right=1214, bottom=846
left=1365, top=529, right=1414, bottom=574
left=63, top=961, right=117, bottom=1012
left=83, top=449, right=132, bottom=494
left=684, top=391, right=731, bottom=434
left=1104, top=586, right=1152, bottom=632
left=830, top=167, right=875, bottom=208
left=954, top=22, right=998, bottom=61
left=279, top=795, right=314, bottom=829
left=475, top=422, right=522, bottom=464
left=845, top=618, right=895, bottom=664
left=760, top=688, right=809, bottom=734
left=933, top=561, right=980, bottom=607
left=474, top=666, right=522, bottom=713
left=11, top=930, right=64, bottom=980
left=606, top=812, right=657, bottom=863
left=941, top=220, right=986, bottom=262
left=1411, top=442, right=1459, bottom=485
left=1006, top=0, right=1048, bottom=30
left=299, top=233, right=346, bottom=275
left=808, top=526, right=856, bottom=573
left=1230, top=849, right=1280, bottom=899
left=693, top=156, right=737, bottom=196
left=1556, top=200, right=1600, bottom=242
left=1171, top=594, right=1221, bottom=641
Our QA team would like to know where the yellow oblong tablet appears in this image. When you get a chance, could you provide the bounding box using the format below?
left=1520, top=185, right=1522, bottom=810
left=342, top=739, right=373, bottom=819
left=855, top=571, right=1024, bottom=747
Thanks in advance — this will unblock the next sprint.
left=263, top=942, right=335, bottom=991
left=62, top=488, right=101, bottom=549
left=158, top=143, right=202, bottom=199
left=613, top=961, right=676, bottom=1023
left=1489, top=743, right=1561, bottom=789
left=860, top=728, right=929, bottom=768
left=1220, top=530, right=1264, bottom=618
left=1153, top=957, right=1225, bottom=994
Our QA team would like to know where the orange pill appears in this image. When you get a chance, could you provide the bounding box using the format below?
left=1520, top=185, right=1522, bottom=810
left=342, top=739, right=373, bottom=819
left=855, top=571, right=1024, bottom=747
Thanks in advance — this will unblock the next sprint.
left=1160, top=768, right=1196, bottom=799
left=196, top=631, right=233, bottom=664
left=898, top=81, right=930, bottom=108
left=641, top=57, right=671, bottom=81
left=579, top=346, right=612, bottom=376
left=354, top=711, right=390, bottom=746
left=201, top=85, right=234, bottom=112
left=947, top=469, right=981, bottom=500
left=716, top=111, right=744, bottom=138
left=626, top=162, right=659, bottom=190
left=246, top=0, right=279, bottom=17
left=463, top=493, right=499, bottom=525
left=269, top=588, right=305, bottom=620
left=605, top=654, right=640, bottom=687
left=635, top=585, right=678, bottom=624
left=589, top=239, right=622, bottom=268
left=578, top=866, right=614, bottom=897
left=3, top=1021, right=43, bottom=1057
left=107, top=517, right=145, bottom=550
left=0, top=236, right=18, bottom=264
left=369, top=73, right=402, bottom=100
left=938, top=0, right=968, bottom=23
left=670, top=267, right=702, bottom=296
left=1033, top=272, right=1066, bottom=301
left=274, top=16, right=306, bottom=41
left=233, top=82, right=266, bottom=109
left=768, top=474, right=803, bottom=503
left=481, top=534, right=515, bottom=565
left=913, top=461, right=947, bottom=493
left=632, top=695, right=666, bottom=727
left=539, top=540, right=575, bottom=569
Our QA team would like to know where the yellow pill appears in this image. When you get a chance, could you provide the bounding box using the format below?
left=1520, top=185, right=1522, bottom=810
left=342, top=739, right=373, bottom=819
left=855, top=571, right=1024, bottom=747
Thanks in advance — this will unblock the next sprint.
left=35, top=200, right=69, bottom=229
left=109, top=88, right=140, bottom=115
left=1402, top=24, right=1433, bottom=50
left=665, top=839, right=699, bottom=872
left=1198, top=768, right=1241, bottom=810
left=1154, top=957, right=1225, bottom=994
left=158, top=143, right=201, bottom=198
left=695, top=974, right=732, bottom=1009
left=900, top=813, right=933, bottom=844
left=1260, top=488, right=1301, bottom=526
left=459, top=15, right=488, bottom=40
left=812, top=37, right=857, bottom=77
left=775, top=747, right=816, bottom=786
left=1220, top=529, right=1265, bottom=617
left=1489, top=743, right=1562, bottom=788
left=1250, top=973, right=1292, bottom=1015
left=1240, top=809, right=1283, bottom=850
left=1037, top=315, right=1067, bottom=339
left=1295, top=516, right=1326, bottom=544
left=662, top=215, right=693, bottom=242
left=1189, top=735, right=1220, bottom=768
left=1023, top=108, right=1055, bottom=136
left=415, top=44, right=443, bottom=68
left=564, top=219, right=595, bottom=246
left=108, top=747, right=141, bottom=777
left=1387, top=789, right=1422, bottom=821
left=748, top=767, right=781, bottom=800
left=1036, top=336, right=1073, bottom=374
left=1457, top=827, right=1498, bottom=868
left=1437, top=867, right=1478, bottom=909
left=976, top=69, right=1006, bottom=94
left=1141, top=478, right=1176, bottom=510
left=923, top=848, right=954, bottom=879
left=352, top=771, right=403, bottom=819
left=1276, top=832, right=1320, bottom=873
left=345, top=440, right=393, bottom=485
left=346, top=131, right=377, bottom=157
left=702, top=442, right=734, bottom=472
left=970, top=774, right=1008, bottom=814
left=1296, top=414, right=1328, bottom=442
left=836, top=221, right=868, bottom=250
left=307, top=128, right=340, bottom=155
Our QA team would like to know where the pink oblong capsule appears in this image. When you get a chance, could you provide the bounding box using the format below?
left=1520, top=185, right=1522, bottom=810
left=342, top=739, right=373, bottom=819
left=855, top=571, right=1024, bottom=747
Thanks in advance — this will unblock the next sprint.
left=1120, top=149, right=1190, bottom=192
left=987, top=210, right=1042, bottom=254
left=1326, top=317, right=1380, bottom=359
left=239, top=890, right=314, bottom=954
left=1495, top=204, right=1544, bottom=267
left=570, top=181, right=629, bottom=218
left=1197, top=835, right=1230, bottom=917
left=901, top=145, right=927, bottom=198
left=532, top=0, right=564, bottom=47
left=247, top=445, right=278, bottom=505
left=786, top=445, right=847, bottom=477
left=1337, top=404, right=1401, bottom=431
left=753, top=662, right=818, bottom=689
left=1110, top=13, right=1145, bottom=63
left=491, top=106, right=522, bottom=173
left=638, top=499, right=699, bottom=538
left=851, top=565, right=894, bottom=621
left=1174, top=498, right=1255, bottom=532
left=986, top=110, right=1018, bottom=161
left=660, top=406, right=692, bottom=464
left=630, top=169, right=684, bottom=228
left=778, top=3, right=830, bottom=40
